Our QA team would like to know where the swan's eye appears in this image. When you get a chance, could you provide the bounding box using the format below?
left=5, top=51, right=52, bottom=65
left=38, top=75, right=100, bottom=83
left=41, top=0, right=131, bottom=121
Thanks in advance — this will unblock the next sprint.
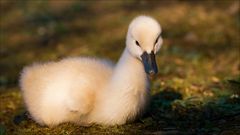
left=135, top=40, right=140, bottom=46
left=154, top=38, right=158, bottom=45
left=154, top=34, right=161, bottom=45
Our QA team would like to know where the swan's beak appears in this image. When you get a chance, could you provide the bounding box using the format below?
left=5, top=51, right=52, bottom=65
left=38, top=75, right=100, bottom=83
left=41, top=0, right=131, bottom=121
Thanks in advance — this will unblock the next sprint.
left=141, top=51, right=158, bottom=76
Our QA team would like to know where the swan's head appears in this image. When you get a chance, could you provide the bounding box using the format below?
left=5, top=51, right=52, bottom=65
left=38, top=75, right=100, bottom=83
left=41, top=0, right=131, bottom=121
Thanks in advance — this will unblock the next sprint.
left=126, top=15, right=163, bottom=76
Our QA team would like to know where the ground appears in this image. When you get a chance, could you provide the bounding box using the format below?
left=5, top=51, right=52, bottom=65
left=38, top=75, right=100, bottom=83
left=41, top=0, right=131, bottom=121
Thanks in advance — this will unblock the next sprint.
left=0, top=0, right=239, bottom=135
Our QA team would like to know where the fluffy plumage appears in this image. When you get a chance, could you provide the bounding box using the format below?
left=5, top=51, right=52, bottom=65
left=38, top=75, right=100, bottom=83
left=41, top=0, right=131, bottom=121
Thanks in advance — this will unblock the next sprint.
left=20, top=15, right=163, bottom=127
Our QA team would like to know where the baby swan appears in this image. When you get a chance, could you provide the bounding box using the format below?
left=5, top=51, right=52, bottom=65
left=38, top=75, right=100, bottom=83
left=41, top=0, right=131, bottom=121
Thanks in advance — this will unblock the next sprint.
left=20, top=15, right=163, bottom=127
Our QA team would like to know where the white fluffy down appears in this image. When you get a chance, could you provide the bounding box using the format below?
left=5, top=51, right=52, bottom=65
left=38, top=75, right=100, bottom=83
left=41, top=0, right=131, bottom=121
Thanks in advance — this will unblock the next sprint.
left=20, top=15, right=162, bottom=127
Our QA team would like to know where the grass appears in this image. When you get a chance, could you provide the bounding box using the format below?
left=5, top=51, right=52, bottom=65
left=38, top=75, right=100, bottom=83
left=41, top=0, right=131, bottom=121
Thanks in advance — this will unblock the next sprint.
left=0, top=0, right=240, bottom=134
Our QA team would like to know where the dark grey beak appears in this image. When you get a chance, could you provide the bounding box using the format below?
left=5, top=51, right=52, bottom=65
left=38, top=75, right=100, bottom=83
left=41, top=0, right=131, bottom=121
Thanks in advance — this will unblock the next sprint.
left=141, top=51, right=158, bottom=76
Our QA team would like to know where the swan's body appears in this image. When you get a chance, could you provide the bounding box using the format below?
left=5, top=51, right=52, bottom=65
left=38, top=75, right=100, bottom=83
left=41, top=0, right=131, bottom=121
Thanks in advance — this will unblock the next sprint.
left=20, top=15, right=163, bottom=127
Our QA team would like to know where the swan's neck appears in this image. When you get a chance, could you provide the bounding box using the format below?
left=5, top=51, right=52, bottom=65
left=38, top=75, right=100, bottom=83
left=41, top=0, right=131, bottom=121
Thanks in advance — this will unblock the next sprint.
left=91, top=48, right=150, bottom=125
left=110, top=48, right=149, bottom=92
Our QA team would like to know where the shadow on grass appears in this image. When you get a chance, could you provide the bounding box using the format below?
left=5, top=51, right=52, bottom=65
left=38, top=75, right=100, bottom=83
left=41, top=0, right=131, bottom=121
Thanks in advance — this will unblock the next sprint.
left=139, top=80, right=240, bottom=134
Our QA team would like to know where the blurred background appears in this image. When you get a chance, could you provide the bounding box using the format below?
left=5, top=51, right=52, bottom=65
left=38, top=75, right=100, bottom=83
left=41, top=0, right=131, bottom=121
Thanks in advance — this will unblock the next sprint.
left=0, top=0, right=239, bottom=134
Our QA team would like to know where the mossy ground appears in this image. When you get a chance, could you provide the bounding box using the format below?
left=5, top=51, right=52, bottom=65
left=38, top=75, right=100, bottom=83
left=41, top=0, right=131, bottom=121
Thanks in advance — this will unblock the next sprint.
left=0, top=0, right=239, bottom=135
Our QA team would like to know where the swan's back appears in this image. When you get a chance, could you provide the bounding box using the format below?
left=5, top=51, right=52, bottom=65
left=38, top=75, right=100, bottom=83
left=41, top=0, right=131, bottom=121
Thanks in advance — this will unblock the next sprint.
left=20, top=57, right=113, bottom=126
